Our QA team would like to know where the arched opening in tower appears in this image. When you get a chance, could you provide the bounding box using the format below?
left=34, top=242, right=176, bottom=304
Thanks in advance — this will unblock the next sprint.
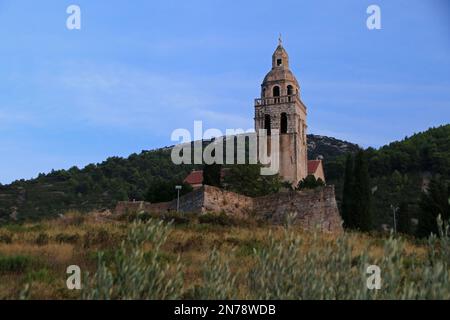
left=272, top=86, right=280, bottom=97
left=280, top=113, right=288, bottom=134
left=287, top=85, right=294, bottom=96
left=264, top=114, right=271, bottom=136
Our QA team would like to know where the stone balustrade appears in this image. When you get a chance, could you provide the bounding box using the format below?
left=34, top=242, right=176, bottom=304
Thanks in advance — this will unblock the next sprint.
left=255, top=94, right=300, bottom=106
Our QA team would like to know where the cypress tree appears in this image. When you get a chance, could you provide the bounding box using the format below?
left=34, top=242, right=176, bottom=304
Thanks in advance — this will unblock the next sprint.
left=341, top=154, right=355, bottom=229
left=203, top=148, right=222, bottom=187
left=396, top=202, right=411, bottom=235
left=417, top=178, right=450, bottom=238
left=352, top=150, right=372, bottom=232
left=203, top=163, right=222, bottom=187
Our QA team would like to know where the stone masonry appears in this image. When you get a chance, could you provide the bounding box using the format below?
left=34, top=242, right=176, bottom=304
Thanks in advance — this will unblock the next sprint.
left=115, top=185, right=343, bottom=233
left=254, top=39, right=308, bottom=185
left=114, top=40, right=343, bottom=233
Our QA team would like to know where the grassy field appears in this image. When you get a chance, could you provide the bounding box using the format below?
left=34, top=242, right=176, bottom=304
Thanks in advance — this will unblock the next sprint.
left=0, top=211, right=448, bottom=300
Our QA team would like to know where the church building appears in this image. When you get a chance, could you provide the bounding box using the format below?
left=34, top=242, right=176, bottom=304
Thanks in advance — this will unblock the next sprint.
left=119, top=39, right=340, bottom=232
left=184, top=39, right=325, bottom=189
left=254, top=38, right=324, bottom=185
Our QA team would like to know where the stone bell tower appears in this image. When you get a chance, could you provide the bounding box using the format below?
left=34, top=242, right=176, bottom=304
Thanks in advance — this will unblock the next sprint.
left=254, top=38, right=308, bottom=185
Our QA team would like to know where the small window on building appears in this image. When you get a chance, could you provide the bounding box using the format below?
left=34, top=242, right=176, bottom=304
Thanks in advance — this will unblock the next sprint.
left=281, top=113, right=288, bottom=134
left=264, top=114, right=271, bottom=136
left=277, top=59, right=282, bottom=66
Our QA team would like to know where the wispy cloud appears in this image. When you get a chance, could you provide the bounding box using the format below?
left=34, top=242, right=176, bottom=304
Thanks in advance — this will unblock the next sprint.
left=1, top=60, right=257, bottom=135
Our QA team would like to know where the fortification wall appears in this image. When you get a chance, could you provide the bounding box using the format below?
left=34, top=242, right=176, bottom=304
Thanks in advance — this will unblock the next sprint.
left=202, top=185, right=254, bottom=217
left=114, top=200, right=171, bottom=215
left=115, top=187, right=205, bottom=215
left=254, top=186, right=342, bottom=232
left=114, top=185, right=342, bottom=233
left=171, top=187, right=205, bottom=212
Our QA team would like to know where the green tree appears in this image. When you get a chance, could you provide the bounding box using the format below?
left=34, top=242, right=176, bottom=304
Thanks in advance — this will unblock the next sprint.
left=341, top=154, right=355, bottom=229
left=223, top=164, right=281, bottom=197
left=296, top=175, right=325, bottom=190
left=351, top=151, right=372, bottom=232
left=416, top=178, right=450, bottom=238
left=396, top=202, right=411, bottom=234
left=203, top=163, right=222, bottom=187
left=145, top=179, right=192, bottom=203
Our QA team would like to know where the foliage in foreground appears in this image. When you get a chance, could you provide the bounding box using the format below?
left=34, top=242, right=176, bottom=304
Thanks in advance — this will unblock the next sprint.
left=82, top=220, right=183, bottom=299
left=82, top=217, right=450, bottom=300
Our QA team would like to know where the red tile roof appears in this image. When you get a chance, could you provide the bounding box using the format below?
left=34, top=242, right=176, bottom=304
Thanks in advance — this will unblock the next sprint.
left=308, top=160, right=321, bottom=175
left=184, top=168, right=229, bottom=186
left=184, top=170, right=203, bottom=185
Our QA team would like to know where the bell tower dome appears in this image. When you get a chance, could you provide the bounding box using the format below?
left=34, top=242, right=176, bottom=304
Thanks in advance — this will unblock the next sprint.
left=254, top=38, right=308, bottom=185
left=272, top=40, right=290, bottom=68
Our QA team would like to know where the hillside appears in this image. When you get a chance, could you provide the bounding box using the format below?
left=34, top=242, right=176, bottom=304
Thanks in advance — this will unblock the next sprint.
left=0, top=135, right=359, bottom=223
left=308, top=134, right=360, bottom=160
left=1, top=124, right=448, bottom=228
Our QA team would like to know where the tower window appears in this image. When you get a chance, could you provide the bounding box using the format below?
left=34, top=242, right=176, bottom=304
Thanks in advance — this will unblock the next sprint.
left=272, top=86, right=280, bottom=97
left=277, top=59, right=282, bottom=66
left=287, top=85, right=294, bottom=96
left=262, top=88, right=266, bottom=97
left=264, top=114, right=271, bottom=136
left=281, top=113, right=288, bottom=134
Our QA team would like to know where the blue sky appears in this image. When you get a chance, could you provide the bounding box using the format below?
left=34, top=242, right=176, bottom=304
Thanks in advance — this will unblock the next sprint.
left=0, top=0, right=449, bottom=184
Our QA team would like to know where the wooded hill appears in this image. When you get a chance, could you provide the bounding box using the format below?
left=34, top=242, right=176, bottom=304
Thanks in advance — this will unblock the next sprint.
left=1, top=124, right=448, bottom=231
left=325, top=124, right=450, bottom=233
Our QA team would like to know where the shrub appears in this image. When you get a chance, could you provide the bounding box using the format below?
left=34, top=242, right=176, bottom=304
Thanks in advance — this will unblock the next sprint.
left=296, top=175, right=325, bottom=190
left=24, top=268, right=52, bottom=284
left=126, top=211, right=192, bottom=225
left=186, top=248, right=237, bottom=299
left=82, top=219, right=184, bottom=299
left=55, top=233, right=80, bottom=244
left=18, top=213, right=449, bottom=300
left=83, top=229, right=111, bottom=248
left=160, top=212, right=192, bottom=225
left=4, top=224, right=27, bottom=233
left=235, top=238, right=263, bottom=257
left=248, top=217, right=450, bottom=299
left=35, top=233, right=49, bottom=246
left=0, top=232, right=13, bottom=244
left=61, top=210, right=85, bottom=226
left=173, top=235, right=204, bottom=253
left=125, top=211, right=152, bottom=222
left=0, top=255, right=34, bottom=273
left=198, top=212, right=235, bottom=227
left=95, top=229, right=111, bottom=243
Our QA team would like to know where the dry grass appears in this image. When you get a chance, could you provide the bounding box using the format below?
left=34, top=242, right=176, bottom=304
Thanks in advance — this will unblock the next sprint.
left=0, top=211, right=431, bottom=299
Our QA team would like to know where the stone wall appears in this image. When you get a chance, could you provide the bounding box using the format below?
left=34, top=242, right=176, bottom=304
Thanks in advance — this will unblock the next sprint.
left=202, top=185, right=254, bottom=218
left=172, top=187, right=205, bottom=212
left=114, top=187, right=205, bottom=215
left=114, top=200, right=171, bottom=215
left=114, top=185, right=343, bottom=233
left=254, top=186, right=342, bottom=232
